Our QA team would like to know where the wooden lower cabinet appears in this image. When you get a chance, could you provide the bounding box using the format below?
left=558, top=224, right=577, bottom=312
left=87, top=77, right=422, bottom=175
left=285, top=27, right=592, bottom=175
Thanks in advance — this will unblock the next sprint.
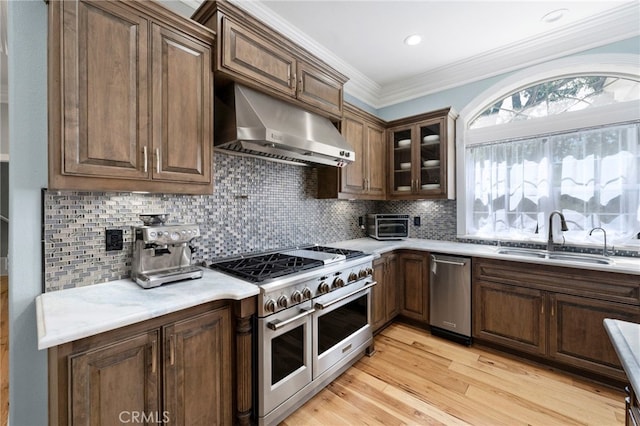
left=473, top=280, right=546, bottom=356
left=163, top=308, right=232, bottom=425
left=69, top=331, right=161, bottom=424
left=398, top=251, right=429, bottom=323
left=371, top=253, right=398, bottom=332
left=549, top=293, right=639, bottom=379
left=49, top=300, right=254, bottom=426
left=473, top=258, right=640, bottom=382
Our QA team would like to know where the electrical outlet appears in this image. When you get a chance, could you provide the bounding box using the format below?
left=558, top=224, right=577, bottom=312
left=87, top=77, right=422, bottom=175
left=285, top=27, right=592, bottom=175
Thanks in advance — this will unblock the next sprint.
left=413, top=216, right=421, bottom=226
left=106, top=229, right=123, bottom=251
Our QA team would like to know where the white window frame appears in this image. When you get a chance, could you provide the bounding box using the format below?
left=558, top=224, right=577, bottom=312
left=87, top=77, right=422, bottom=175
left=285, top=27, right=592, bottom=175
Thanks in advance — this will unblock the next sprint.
left=456, top=53, right=640, bottom=246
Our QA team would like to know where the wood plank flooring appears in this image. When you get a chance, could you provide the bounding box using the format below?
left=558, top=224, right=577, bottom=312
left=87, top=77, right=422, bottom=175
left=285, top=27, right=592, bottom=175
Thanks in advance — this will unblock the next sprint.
left=281, top=323, right=625, bottom=426
left=0, top=276, right=7, bottom=426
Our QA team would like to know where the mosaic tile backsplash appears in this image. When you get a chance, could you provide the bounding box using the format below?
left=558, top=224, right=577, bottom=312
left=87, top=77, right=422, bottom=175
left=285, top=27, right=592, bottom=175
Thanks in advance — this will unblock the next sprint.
left=44, top=153, right=382, bottom=291
left=43, top=152, right=637, bottom=292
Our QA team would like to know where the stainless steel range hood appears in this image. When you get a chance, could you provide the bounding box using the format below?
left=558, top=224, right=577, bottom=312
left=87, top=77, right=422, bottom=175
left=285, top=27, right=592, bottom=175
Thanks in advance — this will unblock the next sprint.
left=214, top=84, right=354, bottom=167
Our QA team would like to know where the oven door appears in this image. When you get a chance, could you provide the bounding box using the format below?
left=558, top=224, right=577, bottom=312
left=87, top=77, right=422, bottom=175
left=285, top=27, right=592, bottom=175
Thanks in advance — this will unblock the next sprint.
left=312, top=280, right=376, bottom=379
left=376, top=219, right=408, bottom=239
left=258, top=300, right=314, bottom=416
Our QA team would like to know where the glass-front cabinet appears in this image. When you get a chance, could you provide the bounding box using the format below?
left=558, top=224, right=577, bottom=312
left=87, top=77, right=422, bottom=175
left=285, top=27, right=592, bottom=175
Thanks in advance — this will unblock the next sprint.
left=388, top=107, right=457, bottom=199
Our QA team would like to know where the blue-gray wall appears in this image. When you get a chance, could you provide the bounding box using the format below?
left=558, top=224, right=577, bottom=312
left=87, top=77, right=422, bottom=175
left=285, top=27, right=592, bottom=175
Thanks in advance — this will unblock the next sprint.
left=8, top=0, right=48, bottom=424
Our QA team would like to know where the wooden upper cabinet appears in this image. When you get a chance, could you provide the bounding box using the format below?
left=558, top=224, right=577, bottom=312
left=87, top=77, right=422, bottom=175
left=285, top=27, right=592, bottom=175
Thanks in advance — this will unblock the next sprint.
left=220, top=16, right=296, bottom=96
left=193, top=1, right=347, bottom=119
left=69, top=330, right=161, bottom=425
left=296, top=61, right=343, bottom=117
left=48, top=0, right=215, bottom=194
left=151, top=24, right=212, bottom=184
left=58, top=0, right=149, bottom=181
left=388, top=108, right=457, bottom=200
left=317, top=103, right=386, bottom=200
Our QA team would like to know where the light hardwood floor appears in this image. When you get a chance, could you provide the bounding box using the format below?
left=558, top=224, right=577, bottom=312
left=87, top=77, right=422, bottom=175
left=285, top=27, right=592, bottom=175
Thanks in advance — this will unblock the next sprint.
left=281, top=323, right=625, bottom=426
left=1, top=276, right=7, bottom=426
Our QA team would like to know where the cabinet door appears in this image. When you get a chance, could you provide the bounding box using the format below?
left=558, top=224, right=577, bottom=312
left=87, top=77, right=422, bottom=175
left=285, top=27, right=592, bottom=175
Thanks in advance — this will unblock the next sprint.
left=473, top=281, right=546, bottom=355
left=340, top=115, right=366, bottom=195
left=366, top=124, right=386, bottom=198
left=220, top=16, right=296, bottom=96
left=416, top=118, right=446, bottom=197
left=296, top=61, right=343, bottom=117
left=385, top=254, right=399, bottom=319
left=60, top=0, right=149, bottom=180
left=164, top=307, right=232, bottom=426
left=69, top=331, right=160, bottom=425
left=389, top=126, right=414, bottom=195
left=371, top=257, right=387, bottom=332
left=399, top=252, right=429, bottom=322
left=549, top=294, right=639, bottom=380
left=151, top=24, right=212, bottom=184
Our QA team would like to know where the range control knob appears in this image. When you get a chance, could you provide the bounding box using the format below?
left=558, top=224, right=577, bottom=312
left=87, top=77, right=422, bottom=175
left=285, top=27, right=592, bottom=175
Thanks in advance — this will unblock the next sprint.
left=366, top=267, right=374, bottom=276
left=264, top=299, right=276, bottom=313
left=348, top=272, right=358, bottom=282
left=333, top=278, right=345, bottom=289
left=302, top=287, right=312, bottom=300
left=318, top=282, right=330, bottom=294
left=358, top=269, right=368, bottom=278
left=290, top=290, right=303, bottom=304
left=277, top=296, right=288, bottom=308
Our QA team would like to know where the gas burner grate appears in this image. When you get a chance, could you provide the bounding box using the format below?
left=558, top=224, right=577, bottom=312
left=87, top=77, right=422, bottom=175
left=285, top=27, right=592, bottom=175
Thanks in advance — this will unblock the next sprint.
left=210, top=253, right=324, bottom=283
left=301, top=245, right=365, bottom=259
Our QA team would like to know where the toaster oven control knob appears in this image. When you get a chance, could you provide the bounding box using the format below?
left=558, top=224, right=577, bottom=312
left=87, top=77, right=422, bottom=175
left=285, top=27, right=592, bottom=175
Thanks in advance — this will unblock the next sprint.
left=264, top=299, right=276, bottom=313
left=348, top=272, right=358, bottom=282
left=277, top=296, right=288, bottom=308
left=302, top=287, right=312, bottom=300
left=333, top=278, right=345, bottom=289
left=318, top=282, right=330, bottom=294
left=290, top=290, right=303, bottom=304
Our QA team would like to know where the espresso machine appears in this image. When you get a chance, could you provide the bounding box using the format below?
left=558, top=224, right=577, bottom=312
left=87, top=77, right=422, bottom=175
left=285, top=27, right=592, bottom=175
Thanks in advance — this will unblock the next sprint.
left=131, top=214, right=203, bottom=289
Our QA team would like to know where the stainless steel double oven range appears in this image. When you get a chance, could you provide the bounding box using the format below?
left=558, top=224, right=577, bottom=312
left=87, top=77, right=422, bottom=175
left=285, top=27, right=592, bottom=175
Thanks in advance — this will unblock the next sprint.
left=209, top=245, right=376, bottom=425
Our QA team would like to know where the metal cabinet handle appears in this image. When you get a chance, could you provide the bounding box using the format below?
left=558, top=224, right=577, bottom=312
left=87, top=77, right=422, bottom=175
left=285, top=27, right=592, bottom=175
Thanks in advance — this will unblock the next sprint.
left=267, top=307, right=315, bottom=331
left=315, top=281, right=377, bottom=310
left=150, top=339, right=156, bottom=373
left=155, top=148, right=160, bottom=174
left=169, top=335, right=175, bottom=366
left=143, top=146, right=148, bottom=173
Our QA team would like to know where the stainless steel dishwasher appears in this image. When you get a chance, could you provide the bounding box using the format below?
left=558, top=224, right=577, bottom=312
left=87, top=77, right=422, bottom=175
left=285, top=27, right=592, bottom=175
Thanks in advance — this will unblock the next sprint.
left=429, top=254, right=472, bottom=345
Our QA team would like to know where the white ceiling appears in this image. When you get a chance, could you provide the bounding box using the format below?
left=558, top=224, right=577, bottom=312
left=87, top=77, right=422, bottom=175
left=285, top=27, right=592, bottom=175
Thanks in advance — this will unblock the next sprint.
left=186, top=1, right=640, bottom=108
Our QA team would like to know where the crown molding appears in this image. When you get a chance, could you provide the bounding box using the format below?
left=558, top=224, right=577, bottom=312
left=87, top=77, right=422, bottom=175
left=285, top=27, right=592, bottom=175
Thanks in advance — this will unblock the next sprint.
left=205, top=1, right=639, bottom=110
left=377, top=2, right=640, bottom=108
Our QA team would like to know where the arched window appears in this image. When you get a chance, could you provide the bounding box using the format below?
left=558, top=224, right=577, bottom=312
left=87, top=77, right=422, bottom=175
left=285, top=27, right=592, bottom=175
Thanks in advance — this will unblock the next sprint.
left=457, top=54, right=640, bottom=249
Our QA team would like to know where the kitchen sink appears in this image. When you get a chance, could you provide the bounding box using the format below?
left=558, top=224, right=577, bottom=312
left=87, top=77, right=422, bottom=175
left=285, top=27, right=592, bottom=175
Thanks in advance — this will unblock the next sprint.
left=496, top=248, right=614, bottom=265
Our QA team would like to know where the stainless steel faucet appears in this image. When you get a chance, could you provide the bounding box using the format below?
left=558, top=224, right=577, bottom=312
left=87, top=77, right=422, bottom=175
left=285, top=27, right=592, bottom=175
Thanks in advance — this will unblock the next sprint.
left=547, top=211, right=568, bottom=252
left=589, top=227, right=608, bottom=256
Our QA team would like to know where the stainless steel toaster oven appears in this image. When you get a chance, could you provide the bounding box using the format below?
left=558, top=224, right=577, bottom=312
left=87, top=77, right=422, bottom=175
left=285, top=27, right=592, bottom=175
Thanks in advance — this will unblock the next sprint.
left=367, top=214, right=409, bottom=240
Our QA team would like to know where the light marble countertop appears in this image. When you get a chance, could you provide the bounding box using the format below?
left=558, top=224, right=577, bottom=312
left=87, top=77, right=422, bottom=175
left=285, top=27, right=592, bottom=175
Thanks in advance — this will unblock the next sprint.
left=328, top=238, right=640, bottom=275
left=36, top=268, right=259, bottom=350
left=604, top=319, right=640, bottom=394
left=37, top=237, right=639, bottom=351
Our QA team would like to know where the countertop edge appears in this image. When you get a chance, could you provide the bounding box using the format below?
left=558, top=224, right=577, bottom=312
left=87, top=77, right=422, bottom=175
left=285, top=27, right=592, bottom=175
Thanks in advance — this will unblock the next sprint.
left=603, top=319, right=640, bottom=393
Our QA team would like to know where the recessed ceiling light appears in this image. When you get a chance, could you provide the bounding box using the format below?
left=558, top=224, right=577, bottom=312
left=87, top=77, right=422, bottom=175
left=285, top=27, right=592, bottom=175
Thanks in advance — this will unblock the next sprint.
left=541, top=8, right=569, bottom=23
left=404, top=34, right=422, bottom=46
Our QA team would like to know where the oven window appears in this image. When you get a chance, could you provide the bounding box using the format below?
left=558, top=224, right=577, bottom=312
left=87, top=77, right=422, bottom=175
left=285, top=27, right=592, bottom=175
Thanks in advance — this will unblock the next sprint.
left=378, top=221, right=407, bottom=236
left=317, top=295, right=368, bottom=355
left=271, top=325, right=304, bottom=385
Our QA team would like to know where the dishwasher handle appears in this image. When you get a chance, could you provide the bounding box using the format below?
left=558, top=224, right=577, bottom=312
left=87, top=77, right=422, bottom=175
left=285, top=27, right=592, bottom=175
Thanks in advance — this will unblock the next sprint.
left=431, top=255, right=466, bottom=267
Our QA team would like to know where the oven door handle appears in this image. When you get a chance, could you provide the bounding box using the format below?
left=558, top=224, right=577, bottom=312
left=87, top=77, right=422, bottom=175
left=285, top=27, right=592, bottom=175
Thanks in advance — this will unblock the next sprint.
left=267, top=307, right=315, bottom=331
left=314, top=281, right=377, bottom=310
